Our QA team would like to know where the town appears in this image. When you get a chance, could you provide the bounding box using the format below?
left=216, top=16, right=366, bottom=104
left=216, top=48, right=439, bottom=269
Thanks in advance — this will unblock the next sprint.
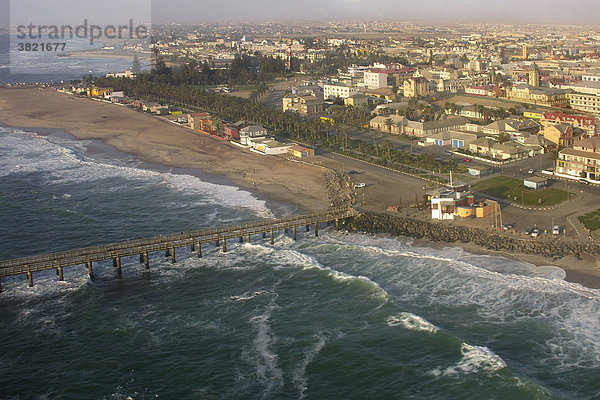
left=33, top=21, right=600, bottom=242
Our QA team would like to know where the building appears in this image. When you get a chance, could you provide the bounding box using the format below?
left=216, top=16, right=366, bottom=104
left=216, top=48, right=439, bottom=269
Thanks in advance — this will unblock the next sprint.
left=403, top=77, right=430, bottom=98
left=369, top=115, right=405, bottom=134
left=524, top=176, right=548, bottom=190
left=223, top=120, right=245, bottom=140
left=323, top=84, right=359, bottom=100
left=282, top=94, right=324, bottom=117
left=542, top=123, right=574, bottom=147
left=403, top=116, right=468, bottom=137
left=288, top=145, right=315, bottom=158
left=465, top=85, right=502, bottom=97
left=188, top=112, right=216, bottom=133
left=468, top=137, right=528, bottom=160
left=540, top=112, right=598, bottom=136
left=363, top=70, right=389, bottom=90
left=568, top=92, right=600, bottom=116
left=248, top=138, right=291, bottom=155
left=482, top=118, right=540, bottom=138
left=555, top=137, right=600, bottom=182
left=239, top=125, right=268, bottom=145
left=423, top=130, right=479, bottom=148
left=344, top=93, right=369, bottom=108
left=507, top=83, right=570, bottom=107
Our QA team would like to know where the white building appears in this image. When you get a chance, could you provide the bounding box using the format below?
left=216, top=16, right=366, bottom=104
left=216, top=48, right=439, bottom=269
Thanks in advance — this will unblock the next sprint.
left=363, top=70, right=388, bottom=90
left=323, top=84, right=359, bottom=100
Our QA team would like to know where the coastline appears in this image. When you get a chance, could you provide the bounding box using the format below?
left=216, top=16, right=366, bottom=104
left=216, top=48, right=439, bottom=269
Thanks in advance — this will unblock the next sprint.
left=1, top=87, right=599, bottom=289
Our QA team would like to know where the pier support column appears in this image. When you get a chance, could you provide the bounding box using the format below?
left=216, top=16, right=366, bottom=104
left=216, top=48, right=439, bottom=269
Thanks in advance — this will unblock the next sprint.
left=239, top=236, right=244, bottom=243
left=86, top=261, right=94, bottom=281
left=247, top=234, right=251, bottom=243
left=171, top=246, right=176, bottom=263
left=292, top=226, right=297, bottom=241
left=335, top=219, right=339, bottom=230
left=262, top=232, right=266, bottom=239
left=139, top=253, right=144, bottom=263
left=144, top=252, right=150, bottom=269
left=116, top=257, right=122, bottom=279
left=285, top=227, right=288, bottom=234
left=197, top=242, right=202, bottom=258
left=58, top=266, right=64, bottom=281
left=191, top=241, right=195, bottom=252
left=306, top=224, right=309, bottom=232
left=113, top=258, right=117, bottom=268
left=215, top=235, right=220, bottom=247
left=314, top=223, right=318, bottom=237
left=0, top=278, right=2, bottom=293
left=27, top=271, right=33, bottom=287
left=165, top=248, right=171, bottom=257
left=222, top=238, right=227, bottom=252
left=270, top=230, right=274, bottom=245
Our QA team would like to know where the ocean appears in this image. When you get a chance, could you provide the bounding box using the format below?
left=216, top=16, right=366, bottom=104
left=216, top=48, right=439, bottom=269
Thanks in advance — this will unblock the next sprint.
left=0, top=125, right=599, bottom=399
left=0, top=34, right=148, bottom=85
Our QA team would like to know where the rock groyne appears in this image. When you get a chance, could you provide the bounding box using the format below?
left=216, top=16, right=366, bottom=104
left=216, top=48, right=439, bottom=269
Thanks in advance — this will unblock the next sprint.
left=346, top=210, right=600, bottom=259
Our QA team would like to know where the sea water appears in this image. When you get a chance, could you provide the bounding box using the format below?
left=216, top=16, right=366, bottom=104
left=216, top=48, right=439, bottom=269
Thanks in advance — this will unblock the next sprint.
left=1, top=125, right=599, bottom=400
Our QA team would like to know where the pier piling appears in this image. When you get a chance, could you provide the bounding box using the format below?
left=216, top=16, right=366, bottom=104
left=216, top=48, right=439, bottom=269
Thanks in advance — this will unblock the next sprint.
left=262, top=232, right=266, bottom=238
left=171, top=247, right=176, bottom=263
left=314, top=223, right=318, bottom=237
left=247, top=234, right=251, bottom=243
left=335, top=219, right=339, bottom=230
left=139, top=253, right=144, bottom=263
left=58, top=267, right=64, bottom=281
left=197, top=242, right=202, bottom=258
left=293, top=226, right=297, bottom=240
left=270, top=230, right=274, bottom=245
left=165, top=248, right=171, bottom=257
left=191, top=241, right=195, bottom=252
left=222, top=238, right=227, bottom=252
left=144, top=252, right=150, bottom=269
left=215, top=235, right=220, bottom=247
left=306, top=224, right=309, bottom=232
left=239, top=236, right=243, bottom=243
left=0, top=278, right=2, bottom=293
left=27, top=271, right=33, bottom=287
left=86, top=261, right=94, bottom=281
left=116, top=257, right=122, bottom=279
left=113, top=258, right=117, bottom=268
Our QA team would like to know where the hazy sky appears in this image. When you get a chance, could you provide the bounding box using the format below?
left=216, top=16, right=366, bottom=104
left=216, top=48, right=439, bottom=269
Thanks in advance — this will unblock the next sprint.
left=1, top=0, right=599, bottom=26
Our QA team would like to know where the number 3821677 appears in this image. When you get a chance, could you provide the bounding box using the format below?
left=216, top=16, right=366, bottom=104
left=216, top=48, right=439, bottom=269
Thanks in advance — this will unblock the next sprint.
left=17, top=43, right=66, bottom=51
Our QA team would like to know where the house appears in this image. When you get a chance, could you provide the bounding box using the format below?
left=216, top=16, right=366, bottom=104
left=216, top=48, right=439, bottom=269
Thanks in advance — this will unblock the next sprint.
left=423, top=130, right=478, bottom=148
left=188, top=113, right=216, bottom=133
left=282, top=94, right=324, bottom=117
left=542, top=123, right=574, bottom=147
left=248, top=138, right=291, bottom=155
left=524, top=176, right=548, bottom=190
left=482, top=118, right=540, bottom=138
left=288, top=145, right=315, bottom=158
left=555, top=136, right=600, bottom=182
left=369, top=114, right=405, bottom=134
left=344, top=93, right=369, bottom=108
left=569, top=92, right=600, bottom=115
left=540, top=112, right=598, bottom=137
left=363, top=70, right=389, bottom=89
left=467, top=166, right=491, bottom=177
left=468, top=137, right=528, bottom=160
left=223, top=120, right=245, bottom=140
left=87, top=86, right=113, bottom=97
left=240, top=125, right=268, bottom=145
left=465, top=85, right=502, bottom=97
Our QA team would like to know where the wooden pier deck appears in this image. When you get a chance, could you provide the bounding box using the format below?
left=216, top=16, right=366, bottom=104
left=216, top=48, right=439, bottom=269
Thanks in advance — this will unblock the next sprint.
left=0, top=206, right=359, bottom=290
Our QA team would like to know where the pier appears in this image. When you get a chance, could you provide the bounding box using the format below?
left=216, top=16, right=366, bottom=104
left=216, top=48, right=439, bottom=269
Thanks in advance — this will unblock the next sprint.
left=0, top=207, right=358, bottom=291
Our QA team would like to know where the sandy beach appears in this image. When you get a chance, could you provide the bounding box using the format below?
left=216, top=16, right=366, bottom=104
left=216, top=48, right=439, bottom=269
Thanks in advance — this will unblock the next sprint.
left=1, top=87, right=599, bottom=288
left=0, top=88, right=331, bottom=212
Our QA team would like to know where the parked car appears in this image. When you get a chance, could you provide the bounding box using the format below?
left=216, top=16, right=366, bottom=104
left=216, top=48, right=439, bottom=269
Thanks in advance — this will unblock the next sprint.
left=354, top=183, right=366, bottom=188
left=444, top=150, right=453, bottom=156
left=528, top=168, right=535, bottom=174
left=580, top=178, right=590, bottom=185
left=348, top=170, right=358, bottom=175
left=531, top=228, right=540, bottom=237
left=553, top=225, right=560, bottom=235
left=502, top=223, right=514, bottom=231
left=463, top=158, right=470, bottom=162
left=524, top=227, right=533, bottom=235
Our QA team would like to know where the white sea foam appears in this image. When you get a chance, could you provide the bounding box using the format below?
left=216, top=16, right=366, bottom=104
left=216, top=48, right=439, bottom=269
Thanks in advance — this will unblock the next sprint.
left=293, top=332, right=327, bottom=399
left=230, top=290, right=271, bottom=302
left=386, top=312, right=439, bottom=334
left=0, top=128, right=272, bottom=217
left=247, top=308, right=284, bottom=397
left=432, top=343, right=506, bottom=377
